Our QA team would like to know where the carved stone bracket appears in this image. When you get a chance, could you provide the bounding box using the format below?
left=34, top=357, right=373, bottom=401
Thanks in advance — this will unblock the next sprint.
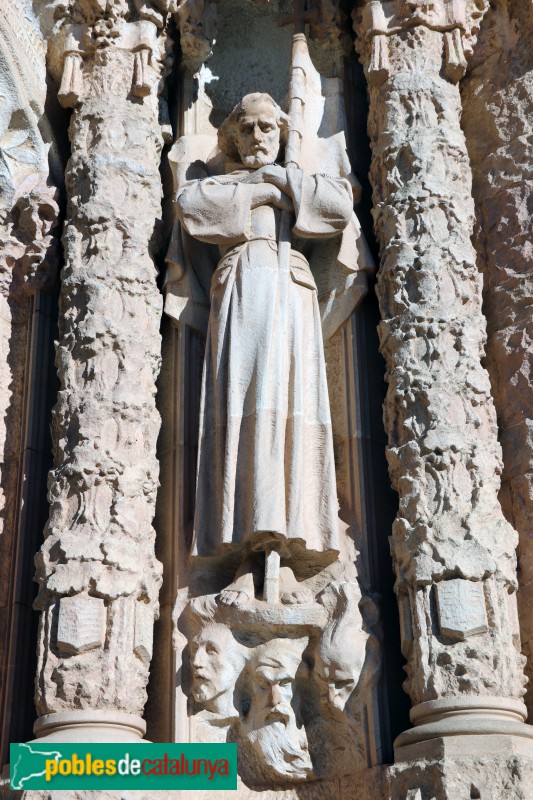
left=177, top=580, right=380, bottom=786
left=48, top=15, right=168, bottom=108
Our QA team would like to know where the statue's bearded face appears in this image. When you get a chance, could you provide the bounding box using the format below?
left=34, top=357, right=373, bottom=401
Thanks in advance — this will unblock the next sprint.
left=235, top=100, right=281, bottom=169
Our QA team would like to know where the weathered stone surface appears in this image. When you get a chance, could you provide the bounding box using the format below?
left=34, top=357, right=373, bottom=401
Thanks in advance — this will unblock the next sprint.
left=0, top=0, right=532, bottom=798
left=353, top=0, right=527, bottom=709
left=32, top=0, right=170, bottom=726
left=460, top=0, right=533, bottom=717
left=0, top=0, right=61, bottom=766
left=389, top=735, right=533, bottom=799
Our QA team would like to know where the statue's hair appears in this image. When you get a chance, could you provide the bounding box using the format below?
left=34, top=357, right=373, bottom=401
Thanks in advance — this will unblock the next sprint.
left=217, top=93, right=290, bottom=162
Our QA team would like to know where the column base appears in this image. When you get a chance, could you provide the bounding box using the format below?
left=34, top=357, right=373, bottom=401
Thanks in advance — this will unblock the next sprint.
left=391, top=734, right=533, bottom=799
left=33, top=710, right=147, bottom=742
left=395, top=695, right=533, bottom=752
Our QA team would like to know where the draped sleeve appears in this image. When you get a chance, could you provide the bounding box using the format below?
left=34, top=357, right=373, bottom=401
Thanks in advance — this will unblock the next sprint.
left=286, top=170, right=353, bottom=238
left=176, top=178, right=255, bottom=246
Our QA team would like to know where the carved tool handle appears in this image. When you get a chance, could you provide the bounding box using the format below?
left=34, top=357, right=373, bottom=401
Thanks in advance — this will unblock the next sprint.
left=279, top=22, right=310, bottom=267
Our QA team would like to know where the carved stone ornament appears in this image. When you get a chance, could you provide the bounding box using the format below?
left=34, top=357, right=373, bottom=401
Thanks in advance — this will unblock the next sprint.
left=167, top=20, right=380, bottom=782
left=355, top=0, right=489, bottom=84
left=354, top=0, right=532, bottom=760
left=46, top=0, right=173, bottom=108
left=179, top=581, right=379, bottom=785
left=31, top=0, right=171, bottom=744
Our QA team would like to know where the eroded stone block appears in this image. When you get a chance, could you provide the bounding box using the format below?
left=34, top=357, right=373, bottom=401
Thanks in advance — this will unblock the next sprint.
left=436, top=579, right=488, bottom=641
left=57, top=594, right=106, bottom=655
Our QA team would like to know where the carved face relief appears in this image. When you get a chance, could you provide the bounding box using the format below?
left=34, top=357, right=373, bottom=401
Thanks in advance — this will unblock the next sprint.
left=235, top=99, right=281, bottom=169
left=189, top=624, right=244, bottom=714
left=315, top=582, right=368, bottom=720
left=241, top=637, right=313, bottom=781
left=314, top=652, right=362, bottom=718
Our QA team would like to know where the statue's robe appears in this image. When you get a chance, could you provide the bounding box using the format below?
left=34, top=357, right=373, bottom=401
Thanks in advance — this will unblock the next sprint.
left=176, top=167, right=353, bottom=557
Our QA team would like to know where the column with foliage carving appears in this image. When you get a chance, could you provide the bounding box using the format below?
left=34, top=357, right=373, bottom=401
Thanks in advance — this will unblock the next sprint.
left=354, top=0, right=532, bottom=750
left=33, top=0, right=172, bottom=741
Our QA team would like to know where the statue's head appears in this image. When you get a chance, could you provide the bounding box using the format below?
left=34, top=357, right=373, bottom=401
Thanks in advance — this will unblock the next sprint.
left=218, top=93, right=290, bottom=169
left=189, top=624, right=246, bottom=714
left=239, top=637, right=313, bottom=782
left=315, top=583, right=368, bottom=720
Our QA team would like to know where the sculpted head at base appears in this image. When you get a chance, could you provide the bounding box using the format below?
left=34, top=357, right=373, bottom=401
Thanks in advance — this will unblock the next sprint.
left=189, top=624, right=246, bottom=717
left=240, top=636, right=313, bottom=782
left=315, top=582, right=369, bottom=720
left=218, top=93, right=290, bottom=169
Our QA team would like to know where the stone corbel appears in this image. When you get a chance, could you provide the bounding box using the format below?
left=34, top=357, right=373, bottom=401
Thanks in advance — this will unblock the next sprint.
left=133, top=46, right=151, bottom=97
left=49, top=25, right=86, bottom=108
left=120, top=20, right=160, bottom=97
left=175, top=0, right=218, bottom=73
left=368, top=33, right=390, bottom=86
left=12, top=178, right=60, bottom=294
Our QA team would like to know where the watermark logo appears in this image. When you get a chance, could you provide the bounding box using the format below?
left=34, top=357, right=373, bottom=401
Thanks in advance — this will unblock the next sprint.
left=10, top=743, right=237, bottom=790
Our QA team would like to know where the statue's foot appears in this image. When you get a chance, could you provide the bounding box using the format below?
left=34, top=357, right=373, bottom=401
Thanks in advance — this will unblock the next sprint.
left=281, top=588, right=314, bottom=605
left=279, top=566, right=313, bottom=605
left=217, top=569, right=255, bottom=607
left=218, top=588, right=252, bottom=607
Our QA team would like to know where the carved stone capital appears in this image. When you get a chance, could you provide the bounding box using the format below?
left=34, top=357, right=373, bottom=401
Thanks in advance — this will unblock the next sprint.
left=354, top=0, right=489, bottom=84
left=47, top=2, right=173, bottom=107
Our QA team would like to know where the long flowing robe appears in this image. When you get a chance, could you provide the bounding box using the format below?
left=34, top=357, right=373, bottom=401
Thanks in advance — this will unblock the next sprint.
left=176, top=167, right=353, bottom=557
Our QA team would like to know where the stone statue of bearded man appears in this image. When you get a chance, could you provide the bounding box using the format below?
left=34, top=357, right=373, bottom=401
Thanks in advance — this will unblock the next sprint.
left=176, top=93, right=354, bottom=604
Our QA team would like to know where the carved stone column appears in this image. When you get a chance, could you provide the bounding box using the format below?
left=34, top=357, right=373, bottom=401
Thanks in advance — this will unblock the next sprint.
left=354, top=0, right=532, bottom=755
left=32, top=1, right=171, bottom=742
left=461, top=0, right=533, bottom=719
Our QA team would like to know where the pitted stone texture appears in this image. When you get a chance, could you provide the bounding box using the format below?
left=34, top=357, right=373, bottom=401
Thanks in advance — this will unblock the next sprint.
left=388, top=737, right=533, bottom=800
left=353, top=13, right=526, bottom=707
left=460, top=0, right=533, bottom=717
left=33, top=0, right=168, bottom=719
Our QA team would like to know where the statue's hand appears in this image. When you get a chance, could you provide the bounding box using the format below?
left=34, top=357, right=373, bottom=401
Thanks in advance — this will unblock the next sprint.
left=255, top=164, right=290, bottom=192
left=251, top=184, right=292, bottom=212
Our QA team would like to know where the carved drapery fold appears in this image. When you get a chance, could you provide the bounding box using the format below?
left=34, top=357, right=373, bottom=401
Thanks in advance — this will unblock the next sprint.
left=32, top=0, right=172, bottom=741
left=354, top=0, right=530, bottom=747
